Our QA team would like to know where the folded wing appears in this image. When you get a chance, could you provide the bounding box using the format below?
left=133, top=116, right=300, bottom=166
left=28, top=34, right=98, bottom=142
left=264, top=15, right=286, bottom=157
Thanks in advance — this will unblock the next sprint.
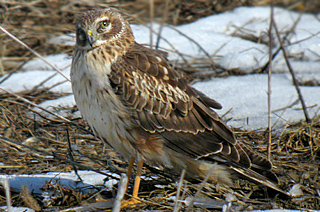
left=109, top=42, right=279, bottom=186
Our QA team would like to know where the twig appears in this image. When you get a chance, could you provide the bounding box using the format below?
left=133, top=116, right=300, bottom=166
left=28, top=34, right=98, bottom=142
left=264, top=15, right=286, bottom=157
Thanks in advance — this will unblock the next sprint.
left=0, top=86, right=70, bottom=121
left=261, top=13, right=302, bottom=73
left=33, top=69, right=66, bottom=90
left=42, top=79, right=69, bottom=92
left=272, top=98, right=299, bottom=112
left=272, top=15, right=311, bottom=123
left=66, top=126, right=83, bottom=182
left=146, top=27, right=190, bottom=66
left=267, top=0, right=274, bottom=160
left=308, top=126, right=314, bottom=159
left=155, top=0, right=169, bottom=49
left=186, top=165, right=214, bottom=212
left=0, top=25, right=70, bottom=82
left=112, top=174, right=128, bottom=212
left=149, top=0, right=154, bottom=48
left=0, top=178, right=12, bottom=212
left=0, top=72, right=14, bottom=84
left=165, top=24, right=215, bottom=69
left=173, top=169, right=186, bottom=212
left=32, top=63, right=70, bottom=90
left=72, top=146, right=110, bottom=170
left=131, top=10, right=191, bottom=66
left=0, top=86, right=90, bottom=134
left=271, top=106, right=290, bottom=129
left=0, top=135, right=120, bottom=180
left=288, top=31, right=320, bottom=46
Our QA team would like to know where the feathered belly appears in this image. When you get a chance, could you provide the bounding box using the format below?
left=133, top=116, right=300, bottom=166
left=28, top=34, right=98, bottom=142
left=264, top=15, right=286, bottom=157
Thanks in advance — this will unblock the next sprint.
left=71, top=53, right=136, bottom=159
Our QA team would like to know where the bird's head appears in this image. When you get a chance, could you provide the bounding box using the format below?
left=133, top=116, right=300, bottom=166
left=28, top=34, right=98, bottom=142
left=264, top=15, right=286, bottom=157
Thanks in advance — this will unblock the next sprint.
left=75, top=8, right=134, bottom=51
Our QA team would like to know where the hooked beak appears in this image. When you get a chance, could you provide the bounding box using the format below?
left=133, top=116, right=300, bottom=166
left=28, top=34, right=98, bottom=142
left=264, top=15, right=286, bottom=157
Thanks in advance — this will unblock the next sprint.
left=87, top=29, right=95, bottom=47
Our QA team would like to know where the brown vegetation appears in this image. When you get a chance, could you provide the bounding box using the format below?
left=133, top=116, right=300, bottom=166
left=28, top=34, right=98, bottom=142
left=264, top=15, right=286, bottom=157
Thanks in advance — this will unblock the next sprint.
left=0, top=0, right=319, bottom=211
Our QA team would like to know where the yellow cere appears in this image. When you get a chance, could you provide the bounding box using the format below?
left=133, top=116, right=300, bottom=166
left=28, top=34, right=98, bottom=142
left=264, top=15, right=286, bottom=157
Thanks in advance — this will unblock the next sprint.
left=87, top=29, right=92, bottom=36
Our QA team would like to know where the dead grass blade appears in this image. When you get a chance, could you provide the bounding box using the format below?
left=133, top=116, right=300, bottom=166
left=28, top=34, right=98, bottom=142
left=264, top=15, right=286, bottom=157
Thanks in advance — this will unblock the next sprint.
left=112, top=174, right=128, bottom=212
left=272, top=14, right=311, bottom=123
left=0, top=178, right=12, bottom=212
left=267, top=0, right=275, bottom=160
left=0, top=26, right=70, bottom=82
left=173, top=168, right=186, bottom=212
left=0, top=135, right=119, bottom=180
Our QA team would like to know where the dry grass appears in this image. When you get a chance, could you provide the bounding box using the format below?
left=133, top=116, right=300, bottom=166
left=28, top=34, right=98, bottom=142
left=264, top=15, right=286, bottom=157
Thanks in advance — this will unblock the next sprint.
left=0, top=89, right=319, bottom=210
left=1, top=0, right=320, bottom=211
left=1, top=0, right=319, bottom=74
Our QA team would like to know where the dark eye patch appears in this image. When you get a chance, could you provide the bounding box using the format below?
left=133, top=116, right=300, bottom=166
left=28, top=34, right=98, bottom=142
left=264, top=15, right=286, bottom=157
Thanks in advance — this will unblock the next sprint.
left=76, top=28, right=87, bottom=46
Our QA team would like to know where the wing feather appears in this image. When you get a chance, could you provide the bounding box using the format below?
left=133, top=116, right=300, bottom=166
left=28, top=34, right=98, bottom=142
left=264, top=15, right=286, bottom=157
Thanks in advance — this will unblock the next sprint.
left=189, top=109, right=205, bottom=133
left=136, top=109, right=154, bottom=132
left=220, top=142, right=232, bottom=155
left=152, top=99, right=161, bottom=114
left=144, top=96, right=154, bottom=111
left=109, top=42, right=277, bottom=185
left=123, top=82, right=131, bottom=100
left=135, top=92, right=148, bottom=112
left=110, top=42, right=233, bottom=147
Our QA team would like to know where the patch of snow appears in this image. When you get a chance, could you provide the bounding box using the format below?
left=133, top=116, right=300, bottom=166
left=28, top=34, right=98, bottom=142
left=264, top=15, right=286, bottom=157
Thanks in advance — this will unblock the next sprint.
left=1, top=6, right=319, bottom=131
left=0, top=206, right=35, bottom=212
left=48, top=34, right=75, bottom=46
left=32, top=94, right=79, bottom=119
left=1, top=6, right=320, bottom=212
left=47, top=7, right=320, bottom=74
left=0, top=70, right=56, bottom=93
left=21, top=54, right=71, bottom=71
left=0, top=68, right=72, bottom=93
left=193, top=74, right=320, bottom=130
left=0, top=170, right=119, bottom=195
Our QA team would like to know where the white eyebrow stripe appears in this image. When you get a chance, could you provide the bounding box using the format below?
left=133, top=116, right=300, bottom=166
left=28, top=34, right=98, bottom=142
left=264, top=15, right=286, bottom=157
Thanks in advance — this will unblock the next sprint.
left=95, top=16, right=110, bottom=23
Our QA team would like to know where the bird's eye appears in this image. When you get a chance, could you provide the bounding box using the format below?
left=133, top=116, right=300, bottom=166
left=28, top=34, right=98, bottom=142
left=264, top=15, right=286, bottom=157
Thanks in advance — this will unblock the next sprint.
left=97, top=20, right=110, bottom=33
left=101, top=21, right=109, bottom=27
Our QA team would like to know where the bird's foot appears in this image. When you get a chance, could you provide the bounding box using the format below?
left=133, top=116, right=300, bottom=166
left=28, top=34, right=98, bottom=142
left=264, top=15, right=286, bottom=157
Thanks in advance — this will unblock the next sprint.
left=121, top=197, right=141, bottom=209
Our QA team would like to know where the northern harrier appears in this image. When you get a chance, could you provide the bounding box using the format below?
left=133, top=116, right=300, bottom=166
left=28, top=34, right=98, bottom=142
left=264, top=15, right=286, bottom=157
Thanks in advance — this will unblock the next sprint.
left=71, top=8, right=284, bottom=198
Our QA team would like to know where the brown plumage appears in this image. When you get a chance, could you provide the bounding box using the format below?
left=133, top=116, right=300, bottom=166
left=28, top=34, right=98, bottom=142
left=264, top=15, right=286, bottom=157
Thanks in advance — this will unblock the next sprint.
left=71, top=8, right=285, bottom=194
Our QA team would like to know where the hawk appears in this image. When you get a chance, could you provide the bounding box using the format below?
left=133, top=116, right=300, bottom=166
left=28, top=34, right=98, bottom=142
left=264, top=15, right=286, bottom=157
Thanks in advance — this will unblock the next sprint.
left=71, top=8, right=284, bottom=197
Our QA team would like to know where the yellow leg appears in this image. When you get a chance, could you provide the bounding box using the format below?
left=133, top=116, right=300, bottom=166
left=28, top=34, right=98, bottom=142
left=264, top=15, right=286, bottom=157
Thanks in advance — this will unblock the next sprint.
left=121, top=159, right=143, bottom=208
left=126, top=157, right=135, bottom=180
left=132, top=160, right=144, bottom=198
left=125, top=157, right=135, bottom=194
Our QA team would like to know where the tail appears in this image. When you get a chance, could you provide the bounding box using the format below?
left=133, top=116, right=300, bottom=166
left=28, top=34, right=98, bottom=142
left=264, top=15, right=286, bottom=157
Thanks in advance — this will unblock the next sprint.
left=156, top=147, right=289, bottom=197
left=230, top=166, right=289, bottom=196
left=166, top=150, right=233, bottom=185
